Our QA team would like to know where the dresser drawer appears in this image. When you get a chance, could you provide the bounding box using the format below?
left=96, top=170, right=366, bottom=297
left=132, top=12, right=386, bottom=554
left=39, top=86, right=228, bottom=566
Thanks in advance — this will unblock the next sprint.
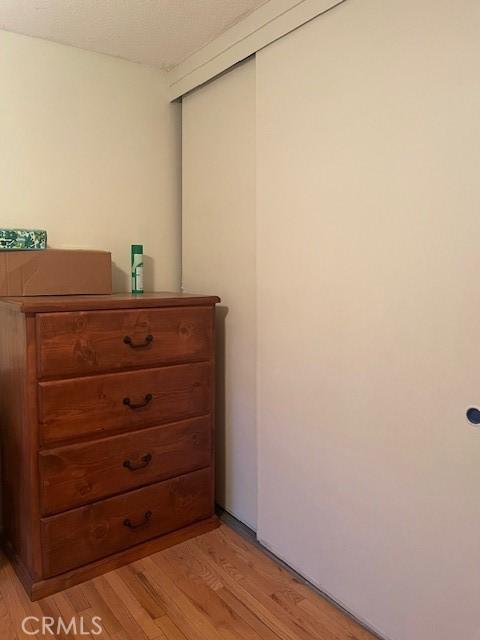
left=41, top=468, right=213, bottom=578
left=38, top=362, right=211, bottom=445
left=36, top=306, right=213, bottom=378
left=39, top=416, right=212, bottom=515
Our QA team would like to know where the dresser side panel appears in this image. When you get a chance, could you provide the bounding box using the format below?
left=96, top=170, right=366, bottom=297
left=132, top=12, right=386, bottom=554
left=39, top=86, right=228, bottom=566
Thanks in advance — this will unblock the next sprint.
left=0, top=309, right=41, bottom=578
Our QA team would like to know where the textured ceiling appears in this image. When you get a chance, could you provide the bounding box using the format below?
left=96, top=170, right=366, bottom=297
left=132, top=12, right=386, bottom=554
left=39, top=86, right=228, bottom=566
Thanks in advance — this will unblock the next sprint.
left=0, top=0, right=268, bottom=69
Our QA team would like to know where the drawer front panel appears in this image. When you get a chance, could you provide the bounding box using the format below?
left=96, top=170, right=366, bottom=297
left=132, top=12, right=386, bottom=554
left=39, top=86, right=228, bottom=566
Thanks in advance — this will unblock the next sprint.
left=38, top=362, right=211, bottom=445
left=39, top=416, right=212, bottom=515
left=41, top=468, right=213, bottom=577
left=36, top=306, right=213, bottom=378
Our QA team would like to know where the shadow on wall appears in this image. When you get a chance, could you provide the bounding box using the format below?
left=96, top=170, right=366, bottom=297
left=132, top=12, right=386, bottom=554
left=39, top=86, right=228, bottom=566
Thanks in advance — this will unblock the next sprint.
left=112, top=254, right=154, bottom=293
left=112, top=262, right=128, bottom=292
left=215, top=305, right=228, bottom=508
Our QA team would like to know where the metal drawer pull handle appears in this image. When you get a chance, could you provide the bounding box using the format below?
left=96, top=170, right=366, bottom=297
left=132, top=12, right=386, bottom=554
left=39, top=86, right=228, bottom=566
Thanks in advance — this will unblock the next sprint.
left=123, top=393, right=153, bottom=409
left=123, top=510, right=152, bottom=530
left=467, top=407, right=480, bottom=424
left=123, top=453, right=152, bottom=471
left=123, top=334, right=154, bottom=348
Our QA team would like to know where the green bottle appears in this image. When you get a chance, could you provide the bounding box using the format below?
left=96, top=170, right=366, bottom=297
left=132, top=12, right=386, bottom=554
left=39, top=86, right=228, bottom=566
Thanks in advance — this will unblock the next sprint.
left=131, top=244, right=144, bottom=294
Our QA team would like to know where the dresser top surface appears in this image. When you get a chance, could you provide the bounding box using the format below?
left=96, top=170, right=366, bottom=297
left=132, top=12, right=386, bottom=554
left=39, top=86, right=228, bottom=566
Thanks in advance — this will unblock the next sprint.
left=0, top=292, right=220, bottom=313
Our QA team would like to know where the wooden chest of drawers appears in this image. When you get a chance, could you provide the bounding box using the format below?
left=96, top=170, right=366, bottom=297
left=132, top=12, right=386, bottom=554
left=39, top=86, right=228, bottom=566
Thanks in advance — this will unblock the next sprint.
left=0, top=292, right=220, bottom=600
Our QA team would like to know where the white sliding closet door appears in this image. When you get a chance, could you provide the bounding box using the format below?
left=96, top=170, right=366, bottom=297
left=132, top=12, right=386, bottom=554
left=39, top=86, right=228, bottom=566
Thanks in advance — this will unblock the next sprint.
left=256, top=2, right=480, bottom=639
left=182, top=58, right=257, bottom=529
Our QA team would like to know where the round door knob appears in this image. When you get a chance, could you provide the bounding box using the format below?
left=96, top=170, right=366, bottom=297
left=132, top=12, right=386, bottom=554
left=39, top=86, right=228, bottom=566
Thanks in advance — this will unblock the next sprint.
left=466, top=407, right=480, bottom=424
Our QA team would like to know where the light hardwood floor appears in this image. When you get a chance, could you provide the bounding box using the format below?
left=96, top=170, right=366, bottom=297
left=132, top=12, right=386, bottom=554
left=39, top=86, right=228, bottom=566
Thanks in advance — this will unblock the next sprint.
left=0, top=524, right=376, bottom=639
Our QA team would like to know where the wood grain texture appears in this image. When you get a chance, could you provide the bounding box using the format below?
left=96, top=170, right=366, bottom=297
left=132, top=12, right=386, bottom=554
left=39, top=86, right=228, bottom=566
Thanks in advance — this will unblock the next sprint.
left=23, top=315, right=43, bottom=579
left=0, top=293, right=218, bottom=603
left=41, top=469, right=214, bottom=578
left=38, top=362, right=211, bottom=445
left=0, top=310, right=42, bottom=579
left=0, top=292, right=220, bottom=313
left=39, top=416, right=212, bottom=515
left=31, top=518, right=219, bottom=601
left=0, top=524, right=377, bottom=639
left=0, top=307, right=27, bottom=568
left=36, top=306, right=213, bottom=378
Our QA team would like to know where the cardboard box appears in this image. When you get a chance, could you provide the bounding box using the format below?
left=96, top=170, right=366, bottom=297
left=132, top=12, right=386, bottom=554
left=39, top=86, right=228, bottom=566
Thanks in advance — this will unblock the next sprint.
left=0, top=249, right=112, bottom=296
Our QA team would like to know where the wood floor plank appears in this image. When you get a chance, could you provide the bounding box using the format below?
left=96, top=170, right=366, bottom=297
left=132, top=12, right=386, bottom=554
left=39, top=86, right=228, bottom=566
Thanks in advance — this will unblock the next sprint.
left=153, top=547, right=268, bottom=640
left=154, top=615, right=189, bottom=640
left=194, top=529, right=340, bottom=640
left=189, top=542, right=301, bottom=640
left=0, top=560, right=41, bottom=639
left=162, top=539, right=224, bottom=591
left=216, top=587, right=283, bottom=640
left=103, top=570, right=165, bottom=640
left=0, top=591, right=18, bottom=640
left=214, top=528, right=374, bottom=640
left=81, top=581, right=131, bottom=640
left=36, top=597, right=71, bottom=640
left=75, top=608, right=114, bottom=640
left=92, top=574, right=150, bottom=640
left=213, top=528, right=372, bottom=640
left=0, top=525, right=377, bottom=640
left=140, top=555, right=225, bottom=640
left=63, top=584, right=90, bottom=614
left=216, top=528, right=373, bottom=640
left=116, top=564, right=166, bottom=619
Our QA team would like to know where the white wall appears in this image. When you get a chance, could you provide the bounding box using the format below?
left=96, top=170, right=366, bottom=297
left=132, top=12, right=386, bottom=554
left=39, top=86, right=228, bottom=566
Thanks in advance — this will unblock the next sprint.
left=0, top=30, right=181, bottom=291
left=182, top=59, right=257, bottom=529
left=256, top=2, right=480, bottom=639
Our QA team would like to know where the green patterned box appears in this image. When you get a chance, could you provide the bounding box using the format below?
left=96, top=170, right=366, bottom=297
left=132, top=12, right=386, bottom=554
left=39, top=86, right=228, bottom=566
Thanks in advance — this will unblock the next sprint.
left=0, top=228, right=47, bottom=250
